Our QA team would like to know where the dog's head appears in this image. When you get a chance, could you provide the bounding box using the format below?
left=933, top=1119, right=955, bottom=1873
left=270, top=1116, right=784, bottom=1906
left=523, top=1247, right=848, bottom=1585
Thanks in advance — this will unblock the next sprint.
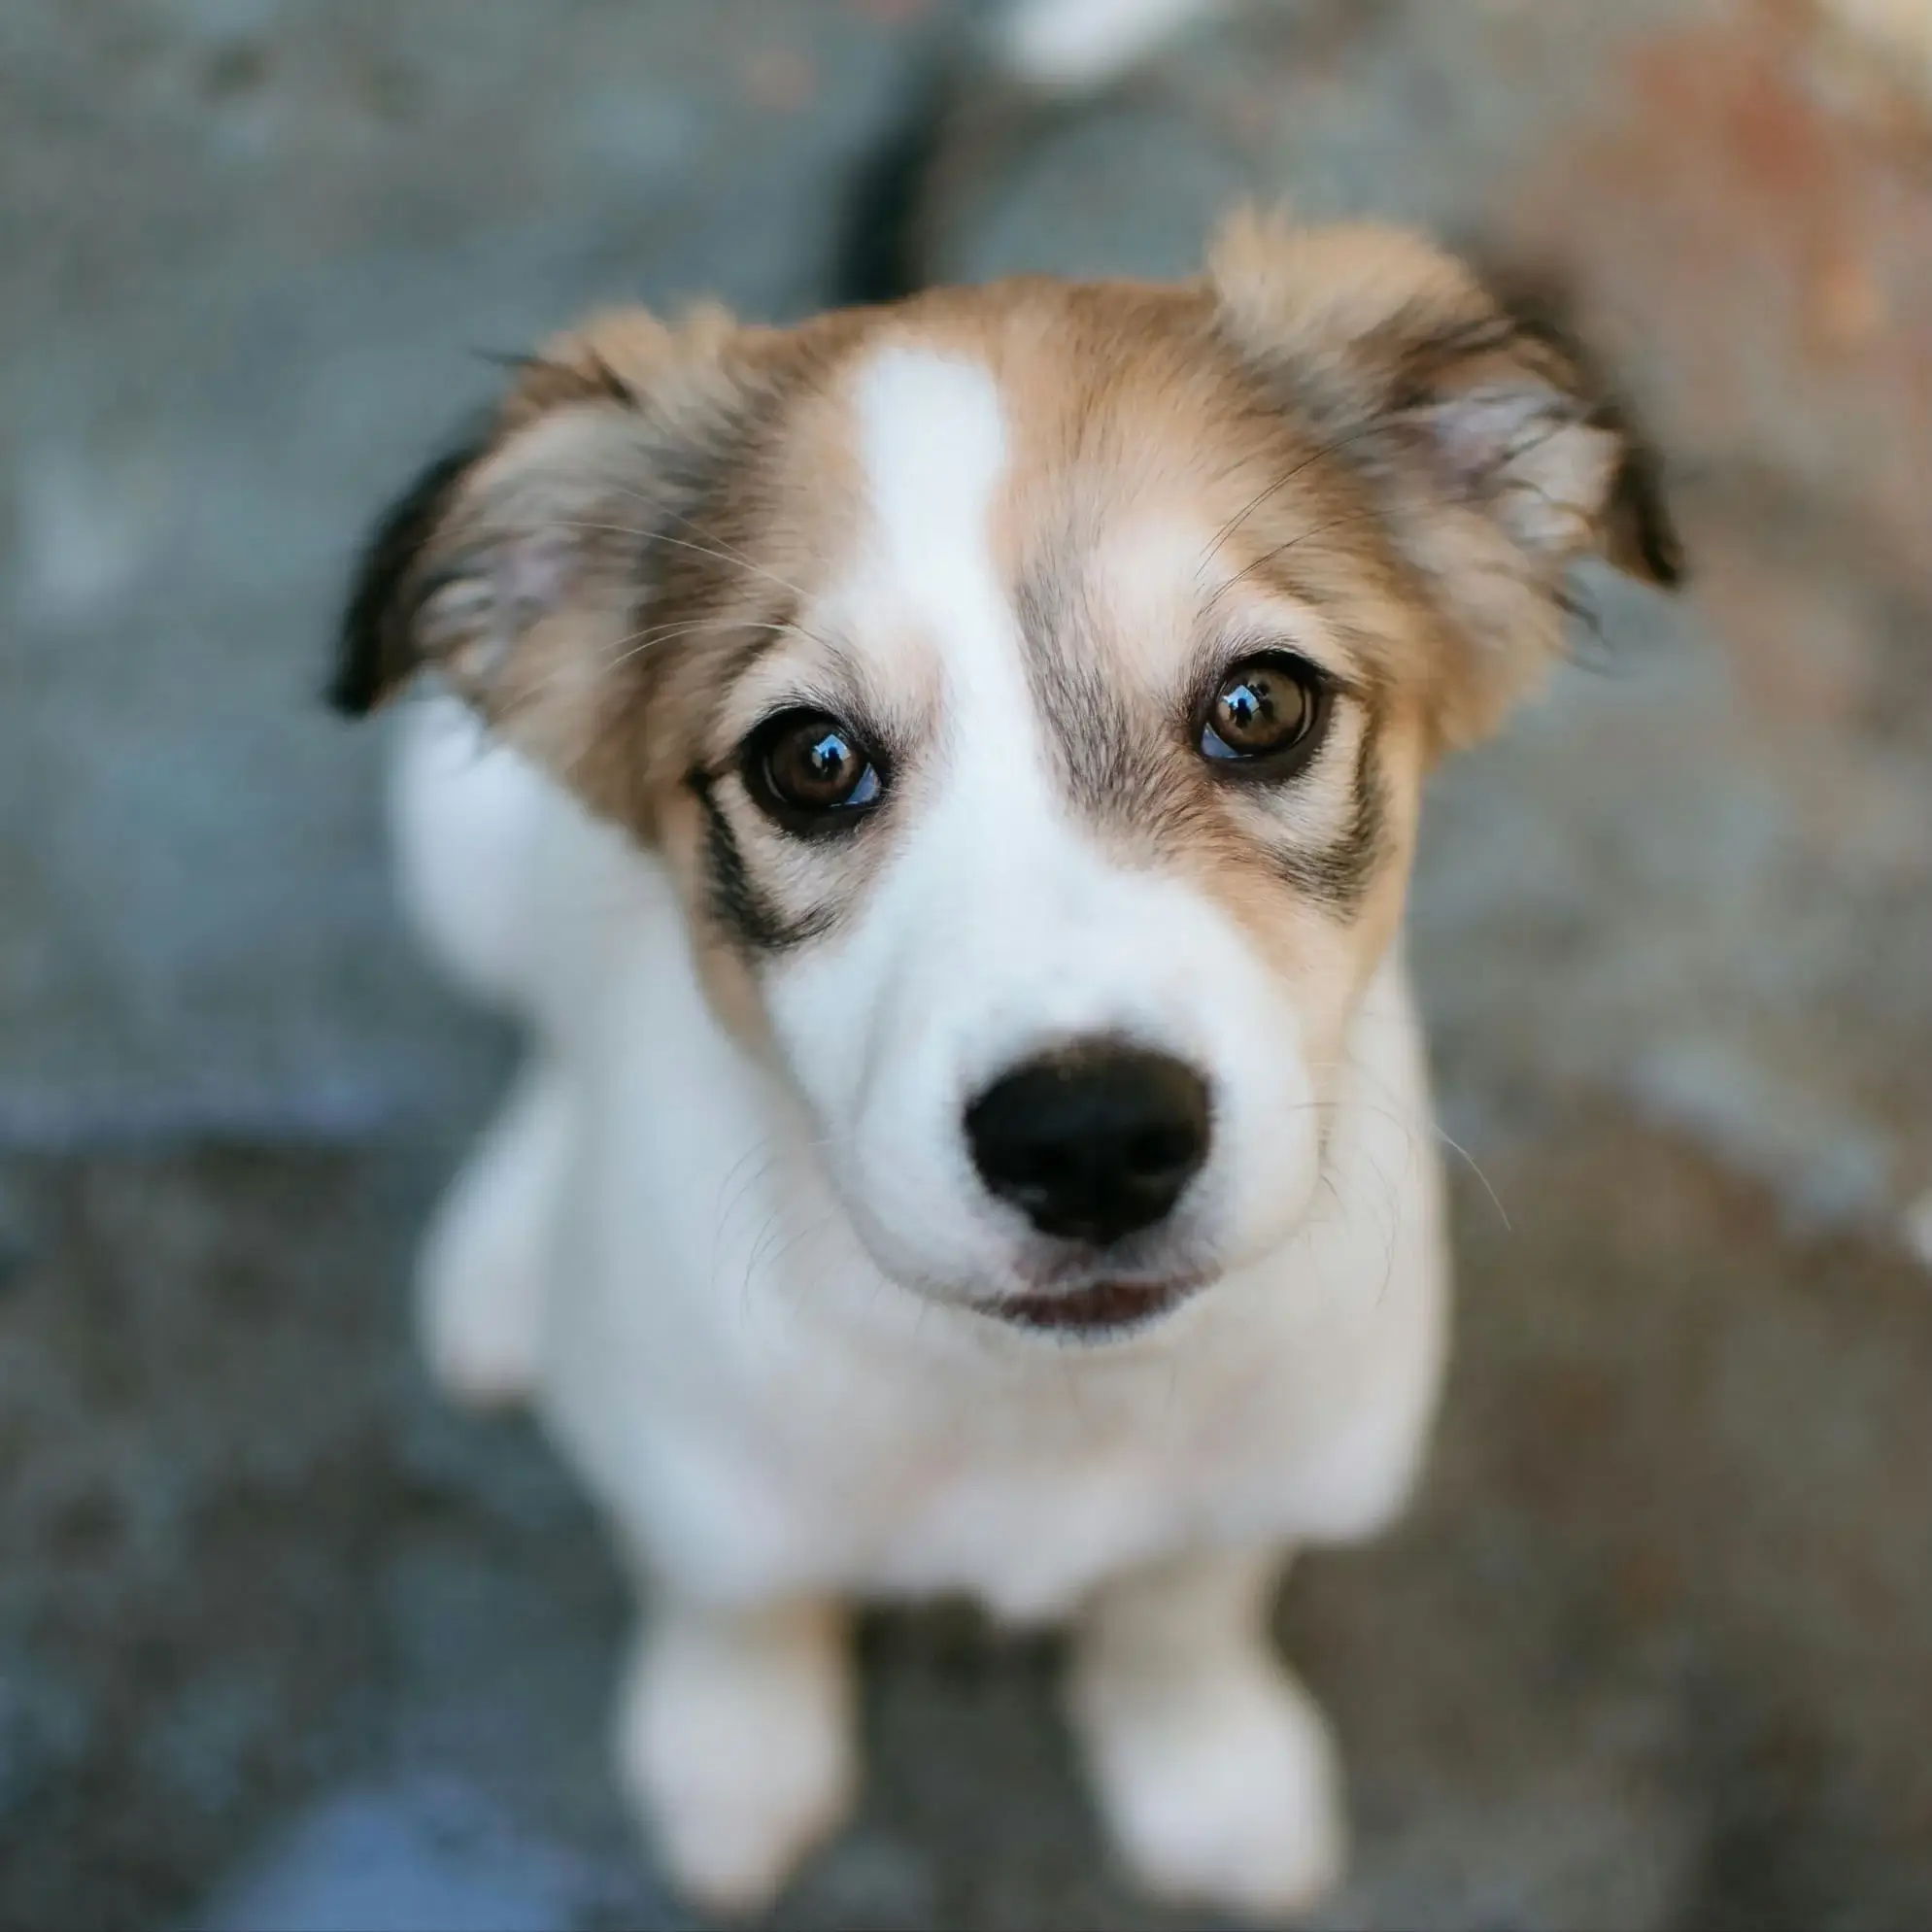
left=340, top=214, right=1678, bottom=1337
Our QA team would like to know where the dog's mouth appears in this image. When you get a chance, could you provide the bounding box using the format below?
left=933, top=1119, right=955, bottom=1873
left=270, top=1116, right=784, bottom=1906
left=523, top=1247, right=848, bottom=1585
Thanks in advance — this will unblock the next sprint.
left=991, top=1276, right=1208, bottom=1338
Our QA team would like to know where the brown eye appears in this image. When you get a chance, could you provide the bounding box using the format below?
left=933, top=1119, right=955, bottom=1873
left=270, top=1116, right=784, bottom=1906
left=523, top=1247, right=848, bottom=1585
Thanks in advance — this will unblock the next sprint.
left=746, top=710, right=883, bottom=830
left=1199, top=655, right=1327, bottom=772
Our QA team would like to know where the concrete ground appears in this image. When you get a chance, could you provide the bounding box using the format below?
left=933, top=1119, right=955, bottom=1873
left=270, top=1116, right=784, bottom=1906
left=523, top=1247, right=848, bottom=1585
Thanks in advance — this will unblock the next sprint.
left=4, top=3, right=1930, bottom=1927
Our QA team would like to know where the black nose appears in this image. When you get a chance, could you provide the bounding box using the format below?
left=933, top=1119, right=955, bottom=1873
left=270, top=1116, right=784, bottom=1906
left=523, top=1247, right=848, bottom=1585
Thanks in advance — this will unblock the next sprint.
left=966, top=1044, right=1212, bottom=1244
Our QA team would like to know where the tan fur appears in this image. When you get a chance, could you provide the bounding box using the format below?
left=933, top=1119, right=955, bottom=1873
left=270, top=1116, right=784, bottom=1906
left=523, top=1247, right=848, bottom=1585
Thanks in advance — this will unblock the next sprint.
left=345, top=211, right=1676, bottom=1011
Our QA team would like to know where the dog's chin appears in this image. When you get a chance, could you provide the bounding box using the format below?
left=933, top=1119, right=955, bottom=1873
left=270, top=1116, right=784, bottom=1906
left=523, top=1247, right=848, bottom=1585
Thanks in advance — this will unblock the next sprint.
left=871, top=1248, right=1220, bottom=1342
left=989, top=1273, right=1215, bottom=1339
left=837, top=1171, right=1316, bottom=1346
left=832, top=1180, right=1210, bottom=1339
left=854, top=1222, right=1221, bottom=1342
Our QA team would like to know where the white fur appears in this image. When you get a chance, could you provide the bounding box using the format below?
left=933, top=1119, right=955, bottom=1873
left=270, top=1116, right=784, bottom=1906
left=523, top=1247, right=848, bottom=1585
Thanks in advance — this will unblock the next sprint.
left=1069, top=1548, right=1345, bottom=1915
left=614, top=1597, right=856, bottom=1914
left=390, top=344, right=1451, bottom=1917
left=996, top=0, right=1229, bottom=88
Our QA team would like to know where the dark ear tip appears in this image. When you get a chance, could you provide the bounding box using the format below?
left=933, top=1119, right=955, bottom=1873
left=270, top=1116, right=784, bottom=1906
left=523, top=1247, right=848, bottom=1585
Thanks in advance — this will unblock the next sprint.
left=1644, top=524, right=1689, bottom=591
left=1460, top=246, right=1686, bottom=592
left=323, top=646, right=384, bottom=717
left=326, top=576, right=401, bottom=717
left=328, top=433, right=486, bottom=719
left=1608, top=440, right=1689, bottom=591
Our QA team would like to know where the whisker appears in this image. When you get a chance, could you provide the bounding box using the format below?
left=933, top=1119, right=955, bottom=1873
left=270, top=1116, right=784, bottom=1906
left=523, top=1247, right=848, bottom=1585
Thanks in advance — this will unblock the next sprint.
left=607, top=618, right=795, bottom=671
left=1196, top=417, right=1405, bottom=579
left=519, top=516, right=844, bottom=658
left=1203, top=504, right=1399, bottom=617
left=602, top=485, right=823, bottom=609
left=1305, top=1055, right=1513, bottom=1234
left=519, top=517, right=811, bottom=599
left=602, top=480, right=792, bottom=585
left=1433, top=1124, right=1512, bottom=1232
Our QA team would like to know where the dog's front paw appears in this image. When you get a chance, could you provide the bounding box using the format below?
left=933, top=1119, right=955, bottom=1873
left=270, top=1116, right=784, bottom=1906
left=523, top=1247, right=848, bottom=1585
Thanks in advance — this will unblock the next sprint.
left=615, top=1600, right=856, bottom=1917
left=1071, top=1650, right=1346, bottom=1923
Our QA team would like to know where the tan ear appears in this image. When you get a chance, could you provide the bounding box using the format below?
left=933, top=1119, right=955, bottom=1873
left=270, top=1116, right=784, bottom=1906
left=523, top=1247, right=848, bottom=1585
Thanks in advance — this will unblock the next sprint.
left=331, top=305, right=761, bottom=803
left=1207, top=208, right=1682, bottom=745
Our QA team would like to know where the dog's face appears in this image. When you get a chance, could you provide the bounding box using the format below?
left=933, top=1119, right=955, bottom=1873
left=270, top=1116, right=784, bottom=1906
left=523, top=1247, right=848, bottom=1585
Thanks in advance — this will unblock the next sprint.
left=341, top=216, right=1678, bottom=1336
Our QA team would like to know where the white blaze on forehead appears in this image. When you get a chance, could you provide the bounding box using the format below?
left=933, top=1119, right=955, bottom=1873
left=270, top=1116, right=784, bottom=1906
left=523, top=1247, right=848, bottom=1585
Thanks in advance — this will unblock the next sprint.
left=848, top=345, right=1046, bottom=790
left=851, top=346, right=1011, bottom=636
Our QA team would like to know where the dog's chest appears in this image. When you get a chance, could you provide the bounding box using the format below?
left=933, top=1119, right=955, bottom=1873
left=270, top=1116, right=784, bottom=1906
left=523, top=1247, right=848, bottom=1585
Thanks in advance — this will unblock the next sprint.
left=549, top=1234, right=1438, bottom=1617
left=868, top=1446, right=1205, bottom=1620
left=845, top=1364, right=1305, bottom=1619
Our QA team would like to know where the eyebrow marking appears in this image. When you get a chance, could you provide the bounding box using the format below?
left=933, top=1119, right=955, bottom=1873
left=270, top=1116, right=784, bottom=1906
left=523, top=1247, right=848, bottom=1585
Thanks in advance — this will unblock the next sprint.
left=690, top=773, right=833, bottom=954
left=1012, top=568, right=1185, bottom=840
left=1268, top=723, right=1389, bottom=913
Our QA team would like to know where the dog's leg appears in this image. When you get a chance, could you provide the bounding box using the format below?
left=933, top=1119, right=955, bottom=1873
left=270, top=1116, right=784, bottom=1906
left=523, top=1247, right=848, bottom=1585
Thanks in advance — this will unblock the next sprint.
left=416, top=1057, right=567, bottom=1408
left=1068, top=1545, right=1345, bottom=1921
left=615, top=1592, right=858, bottom=1915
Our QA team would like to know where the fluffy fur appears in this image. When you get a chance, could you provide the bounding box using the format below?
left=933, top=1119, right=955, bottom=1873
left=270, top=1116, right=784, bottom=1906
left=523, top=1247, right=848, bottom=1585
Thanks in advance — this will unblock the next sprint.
left=339, top=210, right=1678, bottom=1918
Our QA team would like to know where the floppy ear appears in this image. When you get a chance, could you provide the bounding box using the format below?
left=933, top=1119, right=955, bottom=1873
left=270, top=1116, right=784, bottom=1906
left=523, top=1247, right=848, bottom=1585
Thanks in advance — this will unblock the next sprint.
left=1207, top=209, right=1683, bottom=746
left=1462, top=257, right=1684, bottom=591
left=330, top=305, right=766, bottom=816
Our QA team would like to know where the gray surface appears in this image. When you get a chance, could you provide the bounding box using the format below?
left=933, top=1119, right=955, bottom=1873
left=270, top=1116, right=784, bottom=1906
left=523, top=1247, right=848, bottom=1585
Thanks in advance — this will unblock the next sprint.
left=198, top=1779, right=620, bottom=1932
left=5, top=2, right=1931, bottom=1928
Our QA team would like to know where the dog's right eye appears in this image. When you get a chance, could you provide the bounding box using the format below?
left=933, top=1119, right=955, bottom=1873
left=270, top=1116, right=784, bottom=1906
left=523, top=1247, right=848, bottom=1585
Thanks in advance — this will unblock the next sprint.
left=744, top=710, right=883, bottom=833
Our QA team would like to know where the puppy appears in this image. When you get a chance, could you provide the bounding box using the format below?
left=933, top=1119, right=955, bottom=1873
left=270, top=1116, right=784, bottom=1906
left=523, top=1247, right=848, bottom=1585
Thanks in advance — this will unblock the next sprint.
left=335, top=207, right=1678, bottom=1917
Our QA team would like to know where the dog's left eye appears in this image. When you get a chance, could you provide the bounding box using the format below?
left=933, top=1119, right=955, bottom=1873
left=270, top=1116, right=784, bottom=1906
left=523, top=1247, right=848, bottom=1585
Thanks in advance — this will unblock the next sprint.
left=1198, top=654, right=1329, bottom=775
left=745, top=710, right=883, bottom=830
